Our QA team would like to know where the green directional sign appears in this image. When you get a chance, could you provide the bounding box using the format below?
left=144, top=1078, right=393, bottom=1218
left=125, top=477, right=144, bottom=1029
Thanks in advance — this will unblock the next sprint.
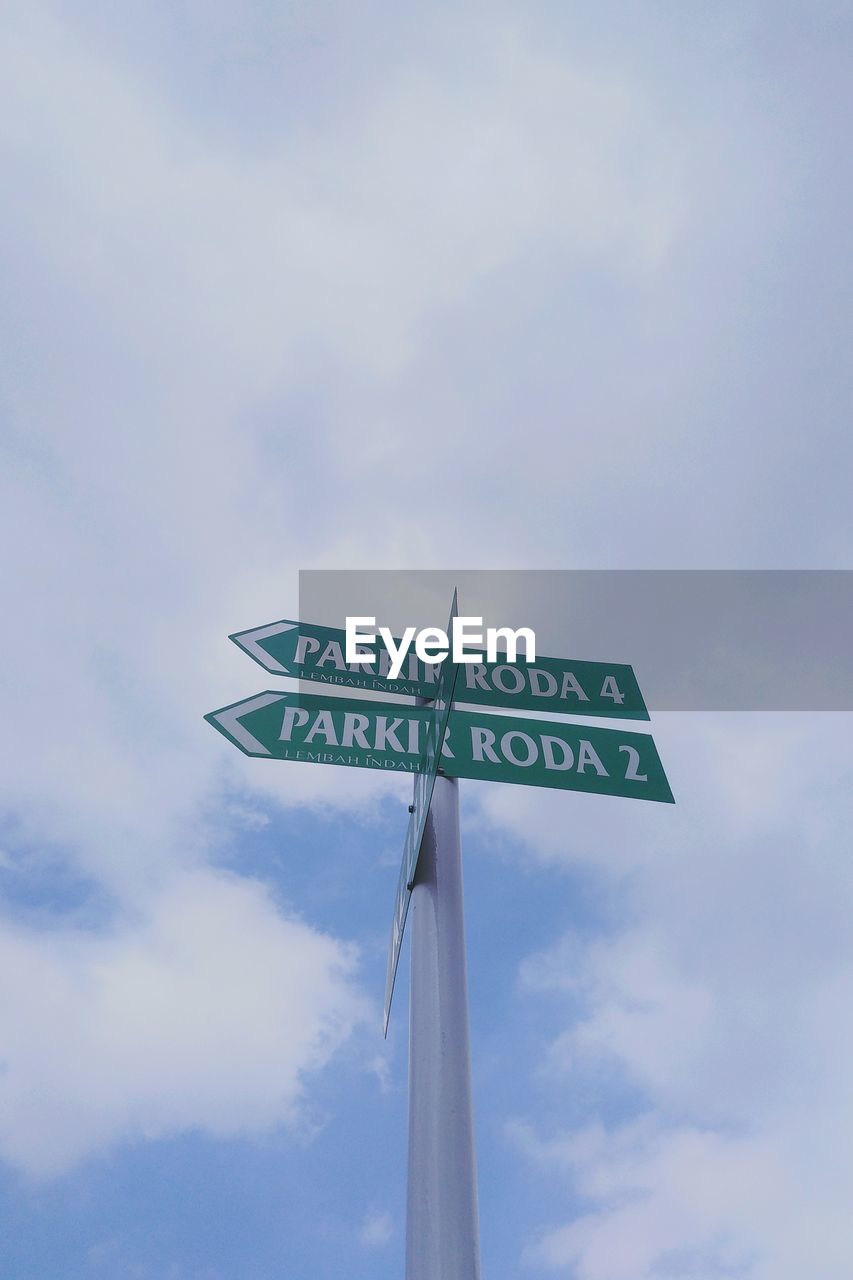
left=449, top=706, right=672, bottom=803
left=205, top=691, right=673, bottom=804
left=205, top=689, right=429, bottom=768
left=456, top=650, right=648, bottom=720
left=229, top=618, right=433, bottom=699
left=228, top=617, right=649, bottom=719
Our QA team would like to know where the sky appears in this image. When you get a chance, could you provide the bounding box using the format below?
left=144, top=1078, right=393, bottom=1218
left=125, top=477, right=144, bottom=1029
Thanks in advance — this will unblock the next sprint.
left=2, top=2, right=853, bottom=1277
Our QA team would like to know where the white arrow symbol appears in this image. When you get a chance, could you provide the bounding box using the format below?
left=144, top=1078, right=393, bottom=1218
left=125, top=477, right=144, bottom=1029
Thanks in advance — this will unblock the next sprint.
left=230, top=621, right=296, bottom=674
left=211, top=692, right=287, bottom=755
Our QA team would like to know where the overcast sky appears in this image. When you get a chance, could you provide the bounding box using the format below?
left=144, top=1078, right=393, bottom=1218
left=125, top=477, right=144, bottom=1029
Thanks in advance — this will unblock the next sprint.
left=2, top=2, right=853, bottom=1277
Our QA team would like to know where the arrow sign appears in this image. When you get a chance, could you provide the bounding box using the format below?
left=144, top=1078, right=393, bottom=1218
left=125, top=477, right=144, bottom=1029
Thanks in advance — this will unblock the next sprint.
left=229, top=617, right=434, bottom=699
left=205, top=689, right=429, bottom=767
left=205, top=691, right=673, bottom=804
left=384, top=591, right=460, bottom=1035
left=448, top=706, right=672, bottom=803
left=229, top=617, right=649, bottom=719
left=455, top=650, right=648, bottom=720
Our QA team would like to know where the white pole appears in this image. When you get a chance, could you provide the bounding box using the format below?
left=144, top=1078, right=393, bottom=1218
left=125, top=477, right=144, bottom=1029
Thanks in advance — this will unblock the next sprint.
left=406, top=772, right=481, bottom=1279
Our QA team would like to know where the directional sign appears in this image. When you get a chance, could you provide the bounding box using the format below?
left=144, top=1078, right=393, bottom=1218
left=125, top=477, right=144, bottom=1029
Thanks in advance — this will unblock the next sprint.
left=205, top=690, right=673, bottom=804
left=448, top=706, right=672, bottom=803
left=229, top=617, right=435, bottom=699
left=229, top=617, right=649, bottom=719
left=383, top=591, right=460, bottom=1034
left=455, top=650, right=648, bottom=720
left=205, top=689, right=430, bottom=767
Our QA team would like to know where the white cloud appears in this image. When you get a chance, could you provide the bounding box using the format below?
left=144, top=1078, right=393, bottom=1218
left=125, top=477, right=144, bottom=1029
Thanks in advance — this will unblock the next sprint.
left=0, top=1, right=686, bottom=865
left=5, top=8, right=680, bottom=367
left=0, top=867, right=368, bottom=1177
left=359, top=1207, right=394, bottom=1248
left=0, top=4, right=689, bottom=1176
left=517, top=1112, right=853, bottom=1280
left=223, top=801, right=270, bottom=831
left=508, top=712, right=853, bottom=1277
left=0, top=7, right=846, bottom=1252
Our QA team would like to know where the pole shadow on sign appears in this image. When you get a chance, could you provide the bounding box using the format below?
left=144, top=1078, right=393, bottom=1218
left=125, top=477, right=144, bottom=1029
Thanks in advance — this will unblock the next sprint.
left=205, top=590, right=674, bottom=1280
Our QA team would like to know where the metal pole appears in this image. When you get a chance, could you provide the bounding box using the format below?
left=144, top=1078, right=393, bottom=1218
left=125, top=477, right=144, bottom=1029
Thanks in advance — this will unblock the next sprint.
left=406, top=772, right=481, bottom=1279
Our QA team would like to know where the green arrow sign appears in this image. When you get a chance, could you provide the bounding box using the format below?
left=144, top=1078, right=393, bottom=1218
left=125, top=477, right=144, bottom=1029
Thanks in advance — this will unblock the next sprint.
left=205, top=691, right=673, bottom=804
left=205, top=690, right=429, bottom=767
left=229, top=618, right=433, bottom=699
left=448, top=706, right=672, bottom=803
left=229, top=617, right=649, bottom=720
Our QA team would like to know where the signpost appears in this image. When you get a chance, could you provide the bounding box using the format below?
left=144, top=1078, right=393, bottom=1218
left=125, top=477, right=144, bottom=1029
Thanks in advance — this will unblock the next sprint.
left=206, top=596, right=673, bottom=1280
left=384, top=591, right=460, bottom=1035
left=229, top=616, right=649, bottom=718
left=205, top=690, right=672, bottom=803
left=406, top=772, right=480, bottom=1280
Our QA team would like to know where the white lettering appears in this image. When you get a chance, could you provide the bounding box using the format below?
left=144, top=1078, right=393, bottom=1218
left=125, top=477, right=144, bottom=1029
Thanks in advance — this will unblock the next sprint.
left=347, top=658, right=375, bottom=674
left=465, top=664, right=490, bottom=691
left=600, top=675, right=625, bottom=705
left=343, top=616, right=539, bottom=680
left=377, top=648, right=392, bottom=677
left=317, top=640, right=345, bottom=669
left=542, top=736, right=573, bottom=770
left=470, top=726, right=500, bottom=763
left=529, top=668, right=558, bottom=698
left=342, top=713, right=370, bottom=748
left=379, top=626, right=417, bottom=680
left=415, top=627, right=449, bottom=665
left=344, top=616, right=377, bottom=665
left=294, top=635, right=320, bottom=665
left=304, top=711, right=338, bottom=746
left=577, top=740, right=607, bottom=775
left=486, top=626, right=536, bottom=663
left=374, top=716, right=405, bottom=753
left=279, top=707, right=309, bottom=741
left=453, top=617, right=484, bottom=661
left=493, top=665, right=525, bottom=695
left=501, top=730, right=538, bottom=767
left=560, top=671, right=589, bottom=702
left=619, top=744, right=647, bottom=781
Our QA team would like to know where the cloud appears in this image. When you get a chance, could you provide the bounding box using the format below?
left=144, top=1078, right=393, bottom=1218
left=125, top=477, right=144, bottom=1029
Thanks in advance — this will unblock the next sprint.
left=516, top=1111, right=853, bottom=1280
left=515, top=1118, right=784, bottom=1278
left=0, top=1, right=685, bottom=852
left=0, top=4, right=689, bottom=1176
left=507, top=712, right=853, bottom=1277
left=1, top=5, right=849, bottom=1248
left=0, top=868, right=368, bottom=1177
left=359, top=1208, right=394, bottom=1248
